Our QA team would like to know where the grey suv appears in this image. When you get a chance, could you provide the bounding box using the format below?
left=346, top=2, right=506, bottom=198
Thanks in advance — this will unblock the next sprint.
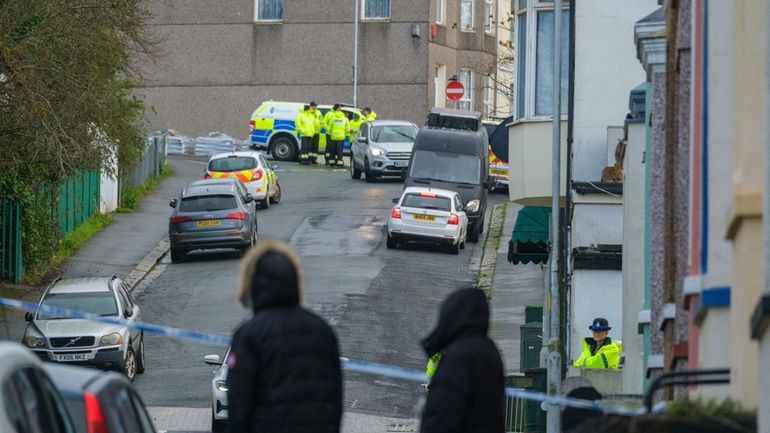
left=350, top=120, right=418, bottom=182
left=22, top=276, right=145, bottom=382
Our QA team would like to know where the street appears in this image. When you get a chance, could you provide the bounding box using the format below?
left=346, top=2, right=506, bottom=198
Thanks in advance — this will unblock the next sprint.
left=131, top=157, right=507, bottom=431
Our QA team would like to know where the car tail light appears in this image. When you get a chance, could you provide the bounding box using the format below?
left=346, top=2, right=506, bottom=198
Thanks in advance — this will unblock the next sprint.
left=390, top=206, right=401, bottom=219
left=226, top=211, right=247, bottom=220
left=448, top=213, right=459, bottom=225
left=253, top=168, right=264, bottom=181
left=203, top=172, right=212, bottom=179
left=84, top=392, right=108, bottom=433
left=170, top=216, right=191, bottom=224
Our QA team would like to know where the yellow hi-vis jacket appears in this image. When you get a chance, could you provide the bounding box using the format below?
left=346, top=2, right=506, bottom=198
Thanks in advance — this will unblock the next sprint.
left=573, top=338, right=622, bottom=369
left=296, top=110, right=316, bottom=138
left=329, top=111, right=350, bottom=141
left=349, top=116, right=363, bottom=140
left=322, top=110, right=335, bottom=134
left=310, top=108, right=322, bottom=135
left=365, top=111, right=377, bottom=121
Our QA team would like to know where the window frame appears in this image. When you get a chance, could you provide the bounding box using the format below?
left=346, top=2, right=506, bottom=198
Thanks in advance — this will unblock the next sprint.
left=458, top=69, right=474, bottom=111
left=362, top=0, right=391, bottom=21
left=436, top=0, right=445, bottom=25
left=460, top=0, right=475, bottom=31
left=484, top=0, right=495, bottom=34
left=254, top=0, right=283, bottom=23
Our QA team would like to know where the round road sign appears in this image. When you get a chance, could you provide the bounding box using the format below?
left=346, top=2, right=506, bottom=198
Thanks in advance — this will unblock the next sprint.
left=446, top=80, right=465, bottom=101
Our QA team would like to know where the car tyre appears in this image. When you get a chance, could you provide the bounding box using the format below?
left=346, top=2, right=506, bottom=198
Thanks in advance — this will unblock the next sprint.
left=136, top=337, right=146, bottom=374
left=260, top=196, right=270, bottom=209
left=270, top=184, right=281, bottom=204
left=123, top=346, right=137, bottom=382
left=270, top=137, right=297, bottom=162
left=467, top=222, right=480, bottom=243
left=350, top=160, right=362, bottom=179
left=450, top=242, right=460, bottom=255
left=170, top=248, right=186, bottom=263
left=211, top=412, right=225, bottom=433
left=460, top=239, right=466, bottom=250
left=386, top=234, right=397, bottom=249
left=364, top=158, right=377, bottom=183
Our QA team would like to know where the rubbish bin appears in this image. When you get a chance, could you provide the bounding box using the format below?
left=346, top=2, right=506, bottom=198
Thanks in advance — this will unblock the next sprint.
left=523, top=368, right=547, bottom=433
left=525, top=306, right=543, bottom=324
left=519, top=321, right=543, bottom=371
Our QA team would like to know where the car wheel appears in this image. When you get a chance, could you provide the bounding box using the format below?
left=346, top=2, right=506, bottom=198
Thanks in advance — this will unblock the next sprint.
left=123, top=347, right=137, bottom=382
left=211, top=411, right=225, bottom=433
left=270, top=137, right=297, bottom=162
left=136, top=337, right=146, bottom=374
left=386, top=234, right=397, bottom=249
left=460, top=239, right=466, bottom=249
left=467, top=221, right=480, bottom=243
left=260, top=196, right=270, bottom=209
left=170, top=249, right=186, bottom=263
left=270, top=184, right=281, bottom=204
left=364, top=158, right=376, bottom=183
left=450, top=242, right=460, bottom=255
left=479, top=215, right=485, bottom=233
left=350, top=159, right=362, bottom=179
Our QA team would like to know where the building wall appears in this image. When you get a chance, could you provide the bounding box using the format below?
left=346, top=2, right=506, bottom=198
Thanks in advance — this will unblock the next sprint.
left=569, top=269, right=623, bottom=362
left=572, top=0, right=658, bottom=182
left=571, top=200, right=623, bottom=248
left=507, top=120, right=567, bottom=205
left=622, top=120, right=646, bottom=395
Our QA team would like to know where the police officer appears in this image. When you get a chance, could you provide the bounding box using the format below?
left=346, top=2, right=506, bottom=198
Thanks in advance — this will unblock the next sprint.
left=309, top=101, right=322, bottom=165
left=362, top=107, right=377, bottom=122
left=573, top=318, right=623, bottom=369
left=328, top=104, right=349, bottom=167
left=296, top=105, right=315, bottom=165
left=322, top=106, right=336, bottom=166
left=349, top=111, right=363, bottom=145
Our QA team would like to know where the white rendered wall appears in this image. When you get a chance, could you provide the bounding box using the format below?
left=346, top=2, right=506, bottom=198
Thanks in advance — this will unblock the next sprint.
left=572, top=199, right=623, bottom=248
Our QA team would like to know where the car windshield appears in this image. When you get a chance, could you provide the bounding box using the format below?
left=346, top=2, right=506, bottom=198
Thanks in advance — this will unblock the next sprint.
left=409, top=150, right=481, bottom=185
left=208, top=157, right=256, bottom=172
left=38, top=292, right=118, bottom=320
left=371, top=125, right=418, bottom=143
left=179, top=195, right=237, bottom=212
left=402, top=194, right=451, bottom=211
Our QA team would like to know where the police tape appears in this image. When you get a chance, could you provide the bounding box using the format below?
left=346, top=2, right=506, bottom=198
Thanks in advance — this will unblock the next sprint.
left=0, top=296, right=641, bottom=416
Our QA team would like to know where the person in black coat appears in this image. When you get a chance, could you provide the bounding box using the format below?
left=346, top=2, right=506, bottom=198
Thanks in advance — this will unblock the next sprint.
left=420, top=287, right=505, bottom=433
left=227, top=240, right=342, bottom=433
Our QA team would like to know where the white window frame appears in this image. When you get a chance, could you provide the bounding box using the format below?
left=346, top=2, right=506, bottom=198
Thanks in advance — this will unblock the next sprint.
left=254, top=0, right=283, bottom=23
left=362, top=0, right=391, bottom=21
left=436, top=0, right=445, bottom=25
left=435, top=64, right=447, bottom=108
left=460, top=0, right=475, bottom=31
left=484, top=0, right=495, bottom=34
left=483, top=75, right=494, bottom=117
left=458, top=69, right=474, bottom=111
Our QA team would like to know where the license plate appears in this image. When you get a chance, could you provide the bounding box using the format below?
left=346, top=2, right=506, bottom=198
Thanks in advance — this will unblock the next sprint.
left=55, top=353, right=88, bottom=362
left=413, top=214, right=436, bottom=222
left=491, top=168, right=508, bottom=175
left=394, top=161, right=409, bottom=167
left=196, top=220, right=221, bottom=227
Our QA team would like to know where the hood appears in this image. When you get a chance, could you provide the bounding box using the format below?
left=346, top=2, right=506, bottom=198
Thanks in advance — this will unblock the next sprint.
left=34, top=319, right=122, bottom=338
left=421, top=288, right=489, bottom=356
left=372, top=141, right=414, bottom=153
left=235, top=239, right=304, bottom=312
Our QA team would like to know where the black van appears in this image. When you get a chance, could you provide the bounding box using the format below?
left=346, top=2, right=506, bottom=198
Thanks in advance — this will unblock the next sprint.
left=404, top=109, right=490, bottom=242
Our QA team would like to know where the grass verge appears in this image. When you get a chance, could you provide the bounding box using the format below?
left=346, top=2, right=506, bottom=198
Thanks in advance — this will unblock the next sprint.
left=22, top=213, right=114, bottom=286
left=475, top=202, right=508, bottom=297
left=117, top=162, right=172, bottom=212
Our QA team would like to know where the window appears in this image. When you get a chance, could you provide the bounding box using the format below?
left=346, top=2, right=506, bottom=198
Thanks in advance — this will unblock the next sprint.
left=436, top=0, right=445, bottom=24
left=179, top=195, right=238, bottom=212
left=483, top=75, right=494, bottom=117
left=370, top=125, right=418, bottom=143
left=255, top=0, right=282, bottom=22
left=515, top=11, right=527, bottom=119
left=402, top=194, right=452, bottom=211
left=461, top=0, right=474, bottom=30
left=458, top=69, right=473, bottom=111
left=363, top=0, right=390, bottom=19
left=39, top=292, right=118, bottom=320
left=534, top=9, right=569, bottom=115
left=435, top=64, right=446, bottom=108
left=410, top=150, right=481, bottom=185
left=208, top=157, right=257, bottom=172
left=484, top=0, right=495, bottom=33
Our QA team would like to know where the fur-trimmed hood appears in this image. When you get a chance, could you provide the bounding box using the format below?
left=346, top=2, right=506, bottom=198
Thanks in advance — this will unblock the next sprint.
left=235, top=239, right=305, bottom=312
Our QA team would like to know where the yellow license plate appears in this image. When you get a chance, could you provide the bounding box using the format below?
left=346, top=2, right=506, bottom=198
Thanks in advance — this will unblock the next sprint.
left=413, top=214, right=436, bottom=222
left=196, top=220, right=221, bottom=227
left=491, top=169, right=508, bottom=175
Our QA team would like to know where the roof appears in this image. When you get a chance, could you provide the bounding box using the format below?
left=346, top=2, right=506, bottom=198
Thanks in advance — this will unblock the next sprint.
left=402, top=186, right=460, bottom=198
left=182, top=182, right=237, bottom=198
left=208, top=151, right=262, bottom=161
left=508, top=206, right=551, bottom=265
left=42, top=363, right=126, bottom=395
left=429, top=107, right=482, bottom=120
left=189, top=178, right=242, bottom=187
left=49, top=277, right=113, bottom=294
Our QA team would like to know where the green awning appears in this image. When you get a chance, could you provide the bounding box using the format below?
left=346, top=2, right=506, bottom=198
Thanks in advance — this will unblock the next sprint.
left=508, top=206, right=551, bottom=265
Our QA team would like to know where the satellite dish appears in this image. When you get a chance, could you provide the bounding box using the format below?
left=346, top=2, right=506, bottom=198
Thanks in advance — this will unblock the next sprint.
left=489, top=116, right=512, bottom=163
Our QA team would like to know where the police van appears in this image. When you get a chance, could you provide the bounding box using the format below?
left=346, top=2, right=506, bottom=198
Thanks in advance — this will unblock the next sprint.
left=248, top=101, right=364, bottom=161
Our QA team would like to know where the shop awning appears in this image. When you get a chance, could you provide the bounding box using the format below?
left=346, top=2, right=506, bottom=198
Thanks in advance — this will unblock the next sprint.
left=508, top=206, right=551, bottom=265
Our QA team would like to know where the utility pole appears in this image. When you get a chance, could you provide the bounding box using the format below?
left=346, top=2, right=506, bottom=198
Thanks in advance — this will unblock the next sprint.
left=353, top=0, right=359, bottom=108
left=546, top=0, right=563, bottom=432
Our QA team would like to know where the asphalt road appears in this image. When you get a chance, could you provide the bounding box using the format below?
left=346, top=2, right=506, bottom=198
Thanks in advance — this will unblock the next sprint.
left=131, top=160, right=506, bottom=429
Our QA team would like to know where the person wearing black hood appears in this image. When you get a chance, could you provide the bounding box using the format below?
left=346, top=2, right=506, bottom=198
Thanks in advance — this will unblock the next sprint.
left=226, top=240, right=342, bottom=433
left=420, top=287, right=505, bottom=433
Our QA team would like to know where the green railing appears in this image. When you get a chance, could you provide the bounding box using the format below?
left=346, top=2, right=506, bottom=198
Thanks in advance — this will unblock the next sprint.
left=57, top=170, right=100, bottom=236
left=0, top=198, right=23, bottom=282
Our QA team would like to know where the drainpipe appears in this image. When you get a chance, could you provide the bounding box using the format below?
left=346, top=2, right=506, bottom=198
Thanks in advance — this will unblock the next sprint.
left=353, top=0, right=359, bottom=108
left=563, top=0, right=576, bottom=371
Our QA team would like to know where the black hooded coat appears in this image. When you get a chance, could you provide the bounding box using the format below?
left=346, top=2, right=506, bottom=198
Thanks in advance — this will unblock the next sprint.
left=227, top=241, right=342, bottom=433
left=420, top=288, right=505, bottom=433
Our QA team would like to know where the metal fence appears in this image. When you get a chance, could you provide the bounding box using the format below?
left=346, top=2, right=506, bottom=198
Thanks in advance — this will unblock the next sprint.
left=0, top=198, right=23, bottom=282
left=120, top=133, right=168, bottom=191
left=56, top=170, right=100, bottom=236
left=505, top=391, right=527, bottom=432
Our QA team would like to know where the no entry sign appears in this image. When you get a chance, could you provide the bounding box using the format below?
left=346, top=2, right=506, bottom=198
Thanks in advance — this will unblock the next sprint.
left=446, top=80, right=465, bottom=101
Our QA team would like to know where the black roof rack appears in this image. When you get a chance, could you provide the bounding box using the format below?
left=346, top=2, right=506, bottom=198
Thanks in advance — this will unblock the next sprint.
left=425, top=108, right=482, bottom=132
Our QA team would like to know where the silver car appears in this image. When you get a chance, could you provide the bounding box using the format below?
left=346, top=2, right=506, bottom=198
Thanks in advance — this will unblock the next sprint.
left=22, top=276, right=145, bottom=382
left=203, top=349, right=230, bottom=432
left=350, top=120, right=418, bottom=182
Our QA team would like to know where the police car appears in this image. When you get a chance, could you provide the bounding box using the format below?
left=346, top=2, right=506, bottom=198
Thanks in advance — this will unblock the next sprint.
left=204, top=151, right=281, bottom=209
left=248, top=101, right=364, bottom=161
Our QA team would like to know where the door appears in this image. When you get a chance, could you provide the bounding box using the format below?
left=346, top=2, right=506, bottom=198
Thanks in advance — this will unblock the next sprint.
left=355, top=123, right=370, bottom=168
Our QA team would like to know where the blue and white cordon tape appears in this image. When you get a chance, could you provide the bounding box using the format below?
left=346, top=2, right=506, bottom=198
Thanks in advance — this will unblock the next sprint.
left=0, top=296, right=641, bottom=416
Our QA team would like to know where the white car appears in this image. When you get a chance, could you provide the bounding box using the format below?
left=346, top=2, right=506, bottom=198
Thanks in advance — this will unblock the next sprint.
left=204, top=151, right=281, bottom=209
left=387, top=187, right=469, bottom=254
left=203, top=349, right=230, bottom=432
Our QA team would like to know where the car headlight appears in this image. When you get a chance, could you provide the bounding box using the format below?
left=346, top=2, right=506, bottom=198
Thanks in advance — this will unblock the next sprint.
left=99, top=332, right=124, bottom=346
left=370, top=148, right=385, bottom=157
left=216, top=380, right=228, bottom=392
left=24, top=334, right=46, bottom=349
left=466, top=199, right=480, bottom=213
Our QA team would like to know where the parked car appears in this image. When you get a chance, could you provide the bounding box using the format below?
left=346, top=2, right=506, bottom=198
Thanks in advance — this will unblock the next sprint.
left=169, top=180, right=258, bottom=262
left=204, top=151, right=281, bottom=209
left=482, top=120, right=510, bottom=191
left=0, top=342, right=77, bottom=433
left=350, top=120, right=418, bottom=182
left=43, top=362, right=156, bottom=433
left=203, top=349, right=230, bottom=432
left=22, top=276, right=145, bottom=382
left=387, top=187, right=469, bottom=254
left=404, top=108, right=490, bottom=242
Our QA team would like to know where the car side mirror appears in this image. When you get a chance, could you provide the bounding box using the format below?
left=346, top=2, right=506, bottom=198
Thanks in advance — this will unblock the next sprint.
left=245, top=193, right=254, bottom=203
left=169, top=199, right=177, bottom=208
left=357, top=136, right=368, bottom=144
left=271, top=163, right=279, bottom=170
left=124, top=309, right=133, bottom=318
left=391, top=198, right=399, bottom=204
left=203, top=354, right=222, bottom=366
left=25, top=312, right=33, bottom=322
